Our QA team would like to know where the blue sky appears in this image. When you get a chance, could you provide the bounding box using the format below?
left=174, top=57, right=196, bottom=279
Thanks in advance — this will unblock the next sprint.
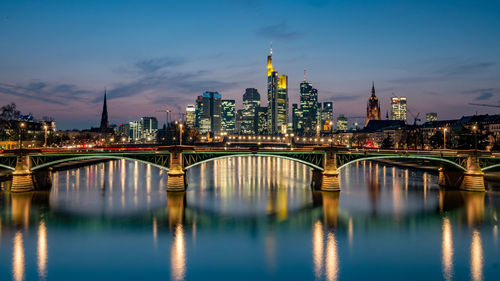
left=1, top=0, right=499, bottom=129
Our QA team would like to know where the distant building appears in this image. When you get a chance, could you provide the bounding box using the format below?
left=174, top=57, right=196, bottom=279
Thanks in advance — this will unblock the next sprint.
left=129, top=121, right=142, bottom=142
left=300, top=79, right=319, bottom=135
left=241, top=88, right=260, bottom=134
left=186, top=104, right=196, bottom=128
left=266, top=46, right=288, bottom=134
left=292, top=103, right=302, bottom=133
left=255, top=106, right=268, bottom=135
left=99, top=90, right=113, bottom=133
left=141, top=117, right=158, bottom=141
left=426, top=112, right=438, bottom=122
left=221, top=100, right=235, bottom=134
left=196, top=91, right=222, bottom=135
left=366, top=82, right=381, bottom=126
left=337, top=114, right=348, bottom=131
left=391, top=96, right=407, bottom=123
left=321, top=102, right=334, bottom=131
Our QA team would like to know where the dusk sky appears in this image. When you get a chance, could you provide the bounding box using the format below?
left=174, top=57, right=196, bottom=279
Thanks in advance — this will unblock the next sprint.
left=1, top=0, right=499, bottom=129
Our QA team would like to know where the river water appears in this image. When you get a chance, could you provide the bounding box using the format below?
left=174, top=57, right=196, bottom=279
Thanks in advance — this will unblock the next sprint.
left=0, top=156, right=499, bottom=280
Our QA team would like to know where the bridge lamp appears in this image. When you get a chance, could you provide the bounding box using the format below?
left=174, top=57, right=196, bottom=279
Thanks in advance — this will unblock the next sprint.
left=110, top=138, right=114, bottom=142
left=43, top=124, right=48, bottom=147
left=18, top=122, right=26, bottom=149
left=121, top=137, right=126, bottom=142
left=443, top=128, right=448, bottom=149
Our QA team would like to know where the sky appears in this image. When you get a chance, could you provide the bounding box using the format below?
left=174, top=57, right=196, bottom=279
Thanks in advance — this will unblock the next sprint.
left=0, top=0, right=499, bottom=130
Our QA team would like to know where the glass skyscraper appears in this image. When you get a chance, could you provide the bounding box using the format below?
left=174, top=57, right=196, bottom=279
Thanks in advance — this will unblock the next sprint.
left=221, top=99, right=235, bottom=134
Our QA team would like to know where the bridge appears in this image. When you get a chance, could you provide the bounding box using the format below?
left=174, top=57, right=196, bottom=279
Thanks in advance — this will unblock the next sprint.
left=1, top=146, right=498, bottom=193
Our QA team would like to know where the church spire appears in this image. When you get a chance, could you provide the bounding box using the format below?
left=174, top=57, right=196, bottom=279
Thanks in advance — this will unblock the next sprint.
left=371, top=81, right=376, bottom=97
left=100, top=89, right=109, bottom=132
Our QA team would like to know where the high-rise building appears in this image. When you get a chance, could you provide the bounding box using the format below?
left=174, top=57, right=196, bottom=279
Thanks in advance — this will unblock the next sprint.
left=300, top=79, right=319, bottom=135
left=221, top=100, right=235, bottom=134
left=195, top=91, right=222, bottom=135
left=391, top=96, right=407, bottom=123
left=186, top=104, right=196, bottom=128
left=426, top=112, right=438, bottom=122
left=266, top=46, right=288, bottom=134
left=337, top=114, right=348, bottom=131
left=99, top=90, right=109, bottom=132
left=366, top=82, right=381, bottom=126
left=255, top=106, right=268, bottom=135
left=277, top=75, right=289, bottom=133
left=321, top=102, right=334, bottom=131
left=141, top=117, right=158, bottom=141
left=292, top=104, right=302, bottom=133
left=241, top=88, right=260, bottom=134
left=129, top=121, right=142, bottom=142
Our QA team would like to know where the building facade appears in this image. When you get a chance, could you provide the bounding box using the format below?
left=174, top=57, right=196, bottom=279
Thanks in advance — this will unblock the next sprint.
left=299, top=80, right=319, bottom=135
left=241, top=88, right=260, bottom=134
left=186, top=104, right=196, bottom=128
left=221, top=99, right=236, bottom=134
left=390, top=96, right=407, bottom=123
left=366, top=82, right=381, bottom=126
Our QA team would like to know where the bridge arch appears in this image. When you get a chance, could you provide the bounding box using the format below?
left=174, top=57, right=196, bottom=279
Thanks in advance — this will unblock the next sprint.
left=0, top=163, right=15, bottom=171
left=480, top=164, right=500, bottom=172
left=337, top=155, right=467, bottom=171
left=183, top=153, right=324, bottom=171
left=30, top=155, right=170, bottom=171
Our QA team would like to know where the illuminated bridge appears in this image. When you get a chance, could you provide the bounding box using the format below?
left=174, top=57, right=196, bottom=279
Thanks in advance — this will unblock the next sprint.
left=1, top=146, right=498, bottom=193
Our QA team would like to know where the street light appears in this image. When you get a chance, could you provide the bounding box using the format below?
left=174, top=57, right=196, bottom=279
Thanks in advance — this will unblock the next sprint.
left=43, top=124, right=48, bottom=147
left=472, top=125, right=478, bottom=150
left=179, top=123, right=183, bottom=146
left=443, top=127, right=447, bottom=149
left=19, top=122, right=25, bottom=149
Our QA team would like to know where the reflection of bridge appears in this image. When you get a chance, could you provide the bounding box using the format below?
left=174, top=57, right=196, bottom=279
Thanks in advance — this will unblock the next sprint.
left=1, top=146, right=498, bottom=192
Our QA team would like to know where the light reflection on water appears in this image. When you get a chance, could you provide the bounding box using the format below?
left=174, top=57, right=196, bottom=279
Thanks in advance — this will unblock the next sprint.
left=0, top=157, right=498, bottom=280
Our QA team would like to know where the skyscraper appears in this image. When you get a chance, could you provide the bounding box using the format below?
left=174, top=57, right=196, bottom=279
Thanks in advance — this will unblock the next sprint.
left=337, top=114, right=348, bottom=131
left=366, top=82, right=381, bottom=126
left=141, top=117, right=158, bottom=141
left=255, top=106, right=268, bottom=135
left=185, top=104, right=196, bottom=128
left=100, top=90, right=109, bottom=132
left=300, top=79, right=319, bottom=135
left=390, top=96, right=407, bottom=123
left=195, top=91, right=222, bottom=135
left=241, top=88, right=260, bottom=134
left=221, top=99, right=235, bottom=134
left=277, top=75, right=289, bottom=133
left=266, top=46, right=288, bottom=134
left=292, top=103, right=302, bottom=133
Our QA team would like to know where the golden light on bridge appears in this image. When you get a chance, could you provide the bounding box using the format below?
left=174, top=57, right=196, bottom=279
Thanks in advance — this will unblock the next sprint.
left=13, top=231, right=25, bottom=281
left=470, top=230, right=483, bottom=281
left=441, top=217, right=453, bottom=281
left=38, top=220, right=48, bottom=280
left=170, top=224, right=186, bottom=281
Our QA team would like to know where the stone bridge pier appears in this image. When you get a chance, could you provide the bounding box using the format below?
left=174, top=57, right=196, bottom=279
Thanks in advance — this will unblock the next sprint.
left=439, top=153, right=485, bottom=192
left=166, top=146, right=192, bottom=192
left=10, top=150, right=52, bottom=193
left=312, top=148, right=341, bottom=192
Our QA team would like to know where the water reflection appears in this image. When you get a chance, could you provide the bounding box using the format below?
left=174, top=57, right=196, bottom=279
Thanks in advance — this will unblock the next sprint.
left=38, top=220, right=48, bottom=280
left=13, top=231, right=24, bottom=281
left=312, top=220, right=339, bottom=281
left=471, top=229, right=483, bottom=281
left=312, top=221, right=324, bottom=279
left=11, top=192, right=33, bottom=229
left=167, top=192, right=185, bottom=229
left=321, top=191, right=339, bottom=228
left=439, top=190, right=485, bottom=226
left=441, top=217, right=453, bottom=281
left=170, top=224, right=186, bottom=281
left=325, top=232, right=339, bottom=281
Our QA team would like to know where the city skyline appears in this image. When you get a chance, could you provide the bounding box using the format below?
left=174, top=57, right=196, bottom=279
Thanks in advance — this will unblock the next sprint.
left=1, top=0, right=499, bottom=129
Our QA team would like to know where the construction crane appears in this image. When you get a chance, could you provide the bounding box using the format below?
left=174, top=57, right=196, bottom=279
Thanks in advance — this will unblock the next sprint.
left=406, top=107, right=421, bottom=125
left=469, top=103, right=500, bottom=108
left=155, top=109, right=171, bottom=125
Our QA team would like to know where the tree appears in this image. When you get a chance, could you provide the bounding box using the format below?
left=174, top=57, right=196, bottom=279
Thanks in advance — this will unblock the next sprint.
left=0, top=103, right=21, bottom=121
left=381, top=134, right=394, bottom=149
left=428, top=130, right=444, bottom=149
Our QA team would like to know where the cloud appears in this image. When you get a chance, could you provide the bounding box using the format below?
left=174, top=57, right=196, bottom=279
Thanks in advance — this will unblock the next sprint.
left=134, top=57, right=186, bottom=74
left=256, top=22, right=302, bottom=40
left=436, top=62, right=495, bottom=76
left=475, top=92, right=493, bottom=100
left=330, top=94, right=361, bottom=101
left=0, top=82, right=72, bottom=105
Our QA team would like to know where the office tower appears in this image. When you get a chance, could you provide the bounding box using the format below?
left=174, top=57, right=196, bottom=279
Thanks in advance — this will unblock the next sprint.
left=321, top=102, right=333, bottom=131
left=141, top=117, right=158, bottom=141
left=391, top=96, right=407, bottom=123
left=300, top=79, right=319, bottom=135
left=196, top=91, right=222, bottom=135
left=292, top=103, right=302, bottom=133
left=241, top=88, right=260, bottom=134
left=255, top=106, right=268, bottom=135
left=266, top=46, right=288, bottom=134
left=129, top=121, right=142, bottom=141
left=186, top=104, right=196, bottom=128
left=277, top=75, right=289, bottom=133
left=426, top=112, right=438, bottom=122
left=337, top=114, right=348, bottom=131
left=221, top=100, right=236, bottom=134
left=366, top=82, right=381, bottom=126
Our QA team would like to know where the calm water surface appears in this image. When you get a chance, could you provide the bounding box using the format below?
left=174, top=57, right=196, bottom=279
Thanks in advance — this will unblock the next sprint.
left=0, top=156, right=499, bottom=280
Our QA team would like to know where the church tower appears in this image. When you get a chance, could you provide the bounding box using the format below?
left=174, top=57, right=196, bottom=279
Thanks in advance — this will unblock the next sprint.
left=100, top=90, right=109, bottom=132
left=366, top=82, right=381, bottom=126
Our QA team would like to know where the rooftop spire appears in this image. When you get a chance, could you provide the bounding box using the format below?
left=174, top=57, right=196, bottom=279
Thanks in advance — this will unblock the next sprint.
left=100, top=89, right=109, bottom=132
left=270, top=41, right=273, bottom=55
left=304, top=68, right=306, bottom=81
left=371, top=81, right=376, bottom=97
